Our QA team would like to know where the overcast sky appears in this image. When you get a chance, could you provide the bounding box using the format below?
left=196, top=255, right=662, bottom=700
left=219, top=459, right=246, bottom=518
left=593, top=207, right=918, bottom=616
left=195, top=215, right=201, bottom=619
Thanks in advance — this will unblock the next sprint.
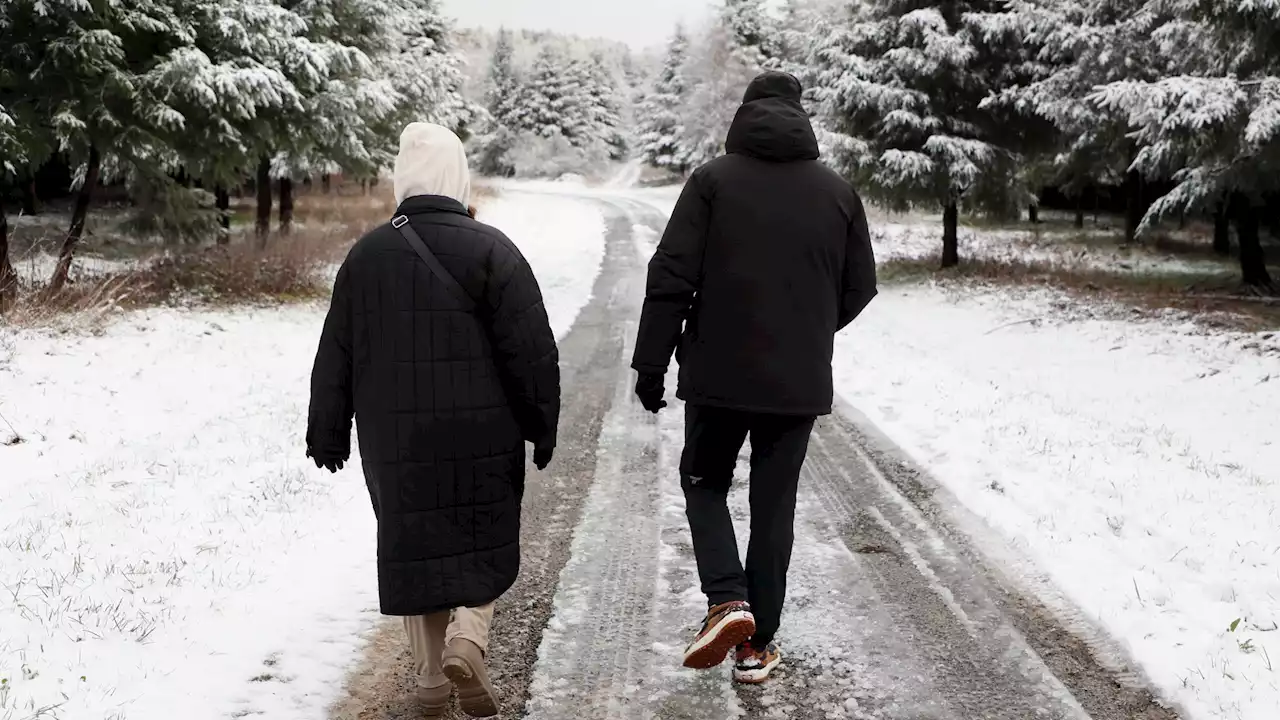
left=440, top=0, right=715, bottom=50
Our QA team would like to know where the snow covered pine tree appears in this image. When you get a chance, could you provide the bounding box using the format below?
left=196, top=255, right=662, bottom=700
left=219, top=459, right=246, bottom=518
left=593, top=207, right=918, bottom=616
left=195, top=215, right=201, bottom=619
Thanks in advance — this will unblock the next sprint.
left=677, top=0, right=779, bottom=168
left=814, top=0, right=1028, bottom=267
left=478, top=28, right=524, bottom=176
left=638, top=26, right=694, bottom=175
left=1091, top=0, right=1280, bottom=288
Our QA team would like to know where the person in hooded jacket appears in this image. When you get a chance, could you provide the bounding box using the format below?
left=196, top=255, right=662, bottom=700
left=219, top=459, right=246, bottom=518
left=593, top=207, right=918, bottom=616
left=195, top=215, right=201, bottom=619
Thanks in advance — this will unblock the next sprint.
left=307, top=122, right=559, bottom=718
left=632, top=72, right=878, bottom=683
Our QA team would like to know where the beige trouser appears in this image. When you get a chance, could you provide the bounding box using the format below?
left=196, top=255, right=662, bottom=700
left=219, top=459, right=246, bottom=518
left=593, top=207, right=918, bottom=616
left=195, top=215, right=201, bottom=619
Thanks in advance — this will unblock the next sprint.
left=403, top=604, right=495, bottom=689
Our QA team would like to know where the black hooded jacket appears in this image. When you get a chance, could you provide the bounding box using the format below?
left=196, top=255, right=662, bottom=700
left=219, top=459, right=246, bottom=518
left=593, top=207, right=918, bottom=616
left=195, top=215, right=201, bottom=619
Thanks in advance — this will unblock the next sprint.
left=632, top=72, right=877, bottom=416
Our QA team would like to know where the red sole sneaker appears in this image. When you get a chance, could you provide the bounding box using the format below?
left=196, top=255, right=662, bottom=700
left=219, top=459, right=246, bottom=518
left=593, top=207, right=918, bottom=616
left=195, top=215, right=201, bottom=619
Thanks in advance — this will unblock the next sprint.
left=682, top=612, right=757, bottom=670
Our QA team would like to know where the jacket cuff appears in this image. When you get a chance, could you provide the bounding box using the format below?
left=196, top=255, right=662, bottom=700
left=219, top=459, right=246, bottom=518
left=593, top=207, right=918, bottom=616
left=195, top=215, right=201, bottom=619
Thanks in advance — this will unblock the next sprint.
left=306, top=424, right=351, bottom=461
left=631, top=360, right=668, bottom=376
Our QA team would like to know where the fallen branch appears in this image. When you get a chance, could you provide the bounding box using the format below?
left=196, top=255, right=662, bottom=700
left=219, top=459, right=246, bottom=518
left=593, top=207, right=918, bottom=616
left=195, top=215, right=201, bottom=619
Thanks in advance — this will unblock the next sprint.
left=984, top=317, right=1044, bottom=335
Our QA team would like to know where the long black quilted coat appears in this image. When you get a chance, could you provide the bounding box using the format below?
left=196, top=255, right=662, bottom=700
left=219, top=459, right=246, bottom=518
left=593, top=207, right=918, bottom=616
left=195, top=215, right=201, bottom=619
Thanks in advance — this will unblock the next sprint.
left=307, top=194, right=560, bottom=616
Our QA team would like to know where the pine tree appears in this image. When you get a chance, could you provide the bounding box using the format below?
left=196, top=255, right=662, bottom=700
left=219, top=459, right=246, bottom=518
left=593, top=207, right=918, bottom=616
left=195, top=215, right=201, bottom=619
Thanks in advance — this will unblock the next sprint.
left=485, top=29, right=521, bottom=123
left=777, top=0, right=824, bottom=81
left=583, top=52, right=628, bottom=160
left=380, top=0, right=473, bottom=136
left=520, top=46, right=584, bottom=142
left=722, top=0, right=780, bottom=67
left=140, top=0, right=309, bottom=244
left=477, top=28, right=523, bottom=175
left=677, top=4, right=771, bottom=169
left=815, top=0, right=1025, bottom=267
left=638, top=26, right=692, bottom=174
left=557, top=58, right=597, bottom=147
left=988, top=0, right=1201, bottom=244
left=274, top=0, right=403, bottom=188
left=2, top=0, right=199, bottom=291
left=0, top=97, right=30, bottom=309
left=0, top=9, right=54, bottom=308
left=1089, top=0, right=1277, bottom=287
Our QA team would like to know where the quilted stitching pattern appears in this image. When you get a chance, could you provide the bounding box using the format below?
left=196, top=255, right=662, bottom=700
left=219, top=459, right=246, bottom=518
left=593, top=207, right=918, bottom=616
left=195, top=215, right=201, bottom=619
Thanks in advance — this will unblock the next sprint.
left=308, top=195, right=560, bottom=616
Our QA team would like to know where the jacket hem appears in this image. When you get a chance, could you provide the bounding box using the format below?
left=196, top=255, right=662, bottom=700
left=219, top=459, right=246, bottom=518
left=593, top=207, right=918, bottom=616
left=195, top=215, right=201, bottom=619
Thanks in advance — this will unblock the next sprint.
left=675, top=388, right=832, bottom=417
left=378, top=584, right=511, bottom=617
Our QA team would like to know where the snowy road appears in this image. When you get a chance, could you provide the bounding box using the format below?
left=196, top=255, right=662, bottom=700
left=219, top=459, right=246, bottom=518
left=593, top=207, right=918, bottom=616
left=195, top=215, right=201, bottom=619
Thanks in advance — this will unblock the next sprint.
left=331, top=193, right=1175, bottom=720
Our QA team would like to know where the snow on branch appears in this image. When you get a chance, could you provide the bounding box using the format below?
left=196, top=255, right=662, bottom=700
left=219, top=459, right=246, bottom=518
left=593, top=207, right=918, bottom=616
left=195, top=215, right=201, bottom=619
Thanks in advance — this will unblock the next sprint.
left=876, top=148, right=935, bottom=186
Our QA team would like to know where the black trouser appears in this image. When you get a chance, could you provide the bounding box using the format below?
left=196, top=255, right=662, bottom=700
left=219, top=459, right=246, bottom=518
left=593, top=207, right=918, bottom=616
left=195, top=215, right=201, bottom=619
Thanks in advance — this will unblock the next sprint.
left=680, top=404, right=816, bottom=647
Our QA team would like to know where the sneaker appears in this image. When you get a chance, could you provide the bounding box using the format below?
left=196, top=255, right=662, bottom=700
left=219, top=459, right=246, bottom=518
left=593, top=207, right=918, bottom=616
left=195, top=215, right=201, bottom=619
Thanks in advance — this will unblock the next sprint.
left=442, top=639, right=500, bottom=718
left=683, top=601, right=757, bottom=669
left=733, top=640, right=783, bottom=684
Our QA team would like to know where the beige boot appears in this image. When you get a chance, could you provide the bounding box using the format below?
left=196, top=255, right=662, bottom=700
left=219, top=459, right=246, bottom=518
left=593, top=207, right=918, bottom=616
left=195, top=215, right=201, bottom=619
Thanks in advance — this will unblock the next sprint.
left=441, top=639, right=499, bottom=718
left=415, top=682, right=451, bottom=718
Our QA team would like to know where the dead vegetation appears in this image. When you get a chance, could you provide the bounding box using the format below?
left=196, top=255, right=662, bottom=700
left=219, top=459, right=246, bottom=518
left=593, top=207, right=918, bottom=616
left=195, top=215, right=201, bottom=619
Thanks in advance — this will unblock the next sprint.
left=0, top=187, right=405, bottom=327
left=880, top=255, right=1280, bottom=331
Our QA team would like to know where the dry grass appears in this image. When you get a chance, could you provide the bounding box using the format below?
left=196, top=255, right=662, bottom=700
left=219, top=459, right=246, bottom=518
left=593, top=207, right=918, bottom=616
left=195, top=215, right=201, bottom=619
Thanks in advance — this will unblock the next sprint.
left=1, top=185, right=503, bottom=328
left=881, top=256, right=1280, bottom=331
left=1, top=188, right=395, bottom=328
left=288, top=188, right=397, bottom=230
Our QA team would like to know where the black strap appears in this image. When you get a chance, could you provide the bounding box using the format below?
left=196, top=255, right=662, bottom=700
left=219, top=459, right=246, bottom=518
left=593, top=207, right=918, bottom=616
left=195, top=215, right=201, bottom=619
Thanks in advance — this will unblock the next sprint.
left=392, top=215, right=476, bottom=311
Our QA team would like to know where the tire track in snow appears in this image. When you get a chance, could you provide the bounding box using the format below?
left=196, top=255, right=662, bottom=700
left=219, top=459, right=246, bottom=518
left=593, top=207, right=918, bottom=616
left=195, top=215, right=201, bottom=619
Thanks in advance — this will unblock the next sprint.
left=777, top=407, right=1176, bottom=720
left=785, top=424, right=1091, bottom=719
left=330, top=200, right=636, bottom=720
left=811, top=406, right=1180, bottom=720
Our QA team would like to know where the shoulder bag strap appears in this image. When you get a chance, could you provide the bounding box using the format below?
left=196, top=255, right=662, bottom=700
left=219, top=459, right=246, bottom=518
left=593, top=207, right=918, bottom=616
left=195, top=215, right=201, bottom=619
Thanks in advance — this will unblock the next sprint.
left=392, top=214, right=476, bottom=312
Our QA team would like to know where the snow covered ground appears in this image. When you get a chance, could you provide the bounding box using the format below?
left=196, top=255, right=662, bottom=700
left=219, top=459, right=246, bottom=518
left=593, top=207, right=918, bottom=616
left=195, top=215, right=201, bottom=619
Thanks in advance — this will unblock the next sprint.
left=476, top=192, right=607, bottom=337
left=0, top=194, right=604, bottom=720
left=833, top=286, right=1280, bottom=720
left=11, top=252, right=150, bottom=285
left=5, top=177, right=1274, bottom=719
left=871, top=221, right=1233, bottom=277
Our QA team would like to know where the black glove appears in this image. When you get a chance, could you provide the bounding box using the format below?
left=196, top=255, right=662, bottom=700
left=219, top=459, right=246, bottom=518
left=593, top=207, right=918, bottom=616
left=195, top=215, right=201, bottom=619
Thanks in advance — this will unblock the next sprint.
left=534, top=441, right=555, bottom=471
left=635, top=372, right=667, bottom=414
left=307, top=448, right=345, bottom=474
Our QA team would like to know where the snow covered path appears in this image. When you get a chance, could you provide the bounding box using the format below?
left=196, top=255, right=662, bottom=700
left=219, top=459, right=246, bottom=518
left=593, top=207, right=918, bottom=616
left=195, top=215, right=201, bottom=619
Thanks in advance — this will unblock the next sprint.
left=4, top=186, right=1222, bottom=720
left=335, top=192, right=1172, bottom=720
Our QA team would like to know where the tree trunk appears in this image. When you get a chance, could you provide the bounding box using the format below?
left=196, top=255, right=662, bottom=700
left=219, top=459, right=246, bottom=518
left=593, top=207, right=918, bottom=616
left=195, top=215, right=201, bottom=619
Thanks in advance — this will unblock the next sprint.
left=1028, top=204, right=1040, bottom=224
left=215, top=185, right=231, bottom=243
left=255, top=155, right=272, bottom=243
left=49, top=144, right=101, bottom=294
left=1233, top=195, right=1272, bottom=288
left=322, top=174, right=332, bottom=194
left=0, top=196, right=15, bottom=312
left=942, top=201, right=960, bottom=268
left=1213, top=203, right=1231, bottom=256
left=20, top=175, right=39, bottom=215
left=279, top=177, right=294, bottom=235
left=1124, top=169, right=1143, bottom=244
left=360, top=179, right=368, bottom=195
left=1074, top=203, right=1085, bottom=229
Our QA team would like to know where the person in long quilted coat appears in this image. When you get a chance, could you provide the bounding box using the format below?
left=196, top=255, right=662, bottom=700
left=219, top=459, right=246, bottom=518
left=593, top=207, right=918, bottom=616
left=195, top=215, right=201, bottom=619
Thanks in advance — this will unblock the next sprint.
left=306, top=122, right=560, bottom=718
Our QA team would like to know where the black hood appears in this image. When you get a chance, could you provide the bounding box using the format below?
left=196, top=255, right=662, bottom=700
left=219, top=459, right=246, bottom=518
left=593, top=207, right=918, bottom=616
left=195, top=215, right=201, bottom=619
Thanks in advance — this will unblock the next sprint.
left=725, top=72, right=820, bottom=163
